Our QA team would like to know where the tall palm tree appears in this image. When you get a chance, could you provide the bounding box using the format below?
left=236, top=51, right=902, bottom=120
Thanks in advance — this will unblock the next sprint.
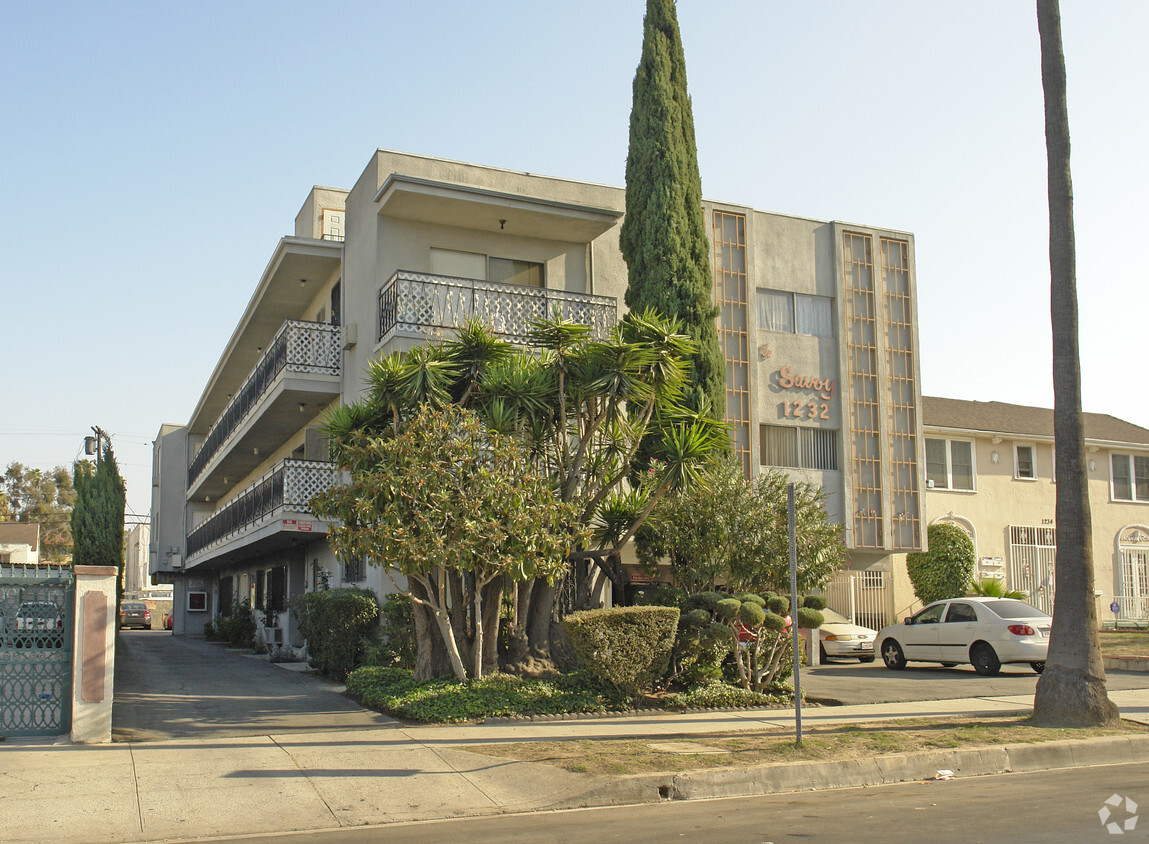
left=1031, top=0, right=1119, bottom=727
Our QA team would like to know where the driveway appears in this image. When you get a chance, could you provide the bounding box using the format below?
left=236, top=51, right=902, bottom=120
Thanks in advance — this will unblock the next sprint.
left=801, top=657, right=1149, bottom=705
left=112, top=631, right=396, bottom=740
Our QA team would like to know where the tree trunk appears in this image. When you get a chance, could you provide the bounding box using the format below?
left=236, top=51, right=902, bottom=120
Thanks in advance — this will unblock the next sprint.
left=1031, top=0, right=1119, bottom=727
left=409, top=578, right=454, bottom=681
left=481, top=576, right=503, bottom=674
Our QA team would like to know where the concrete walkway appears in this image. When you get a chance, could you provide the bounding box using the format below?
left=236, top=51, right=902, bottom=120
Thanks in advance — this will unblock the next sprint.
left=4, top=685, right=1149, bottom=843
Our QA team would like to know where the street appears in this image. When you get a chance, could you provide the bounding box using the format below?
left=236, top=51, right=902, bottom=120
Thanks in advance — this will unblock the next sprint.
left=217, top=760, right=1149, bottom=844
left=800, top=656, right=1149, bottom=706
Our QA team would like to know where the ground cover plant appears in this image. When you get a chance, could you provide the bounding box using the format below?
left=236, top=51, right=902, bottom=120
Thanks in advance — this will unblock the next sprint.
left=458, top=715, right=1145, bottom=776
left=345, top=666, right=629, bottom=723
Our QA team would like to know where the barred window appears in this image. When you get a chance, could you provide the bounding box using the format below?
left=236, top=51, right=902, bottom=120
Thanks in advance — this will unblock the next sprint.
left=343, top=555, right=366, bottom=583
left=761, top=425, right=838, bottom=471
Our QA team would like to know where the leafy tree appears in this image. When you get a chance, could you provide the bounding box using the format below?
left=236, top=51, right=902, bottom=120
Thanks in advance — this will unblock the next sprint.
left=620, top=0, right=724, bottom=419
left=1, top=462, right=76, bottom=560
left=314, top=403, right=585, bottom=681
left=1032, top=0, right=1119, bottom=727
left=637, top=460, right=845, bottom=594
left=71, top=444, right=126, bottom=601
left=906, top=523, right=975, bottom=606
left=317, top=312, right=725, bottom=677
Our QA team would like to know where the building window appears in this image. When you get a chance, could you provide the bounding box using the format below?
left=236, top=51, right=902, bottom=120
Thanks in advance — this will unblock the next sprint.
left=430, top=248, right=544, bottom=288
left=1015, top=445, right=1036, bottom=480
left=760, top=425, right=838, bottom=471
left=343, top=555, right=366, bottom=583
left=757, top=290, right=834, bottom=338
left=187, top=591, right=208, bottom=612
left=254, top=570, right=265, bottom=609
left=1112, top=454, right=1149, bottom=502
left=925, top=438, right=975, bottom=491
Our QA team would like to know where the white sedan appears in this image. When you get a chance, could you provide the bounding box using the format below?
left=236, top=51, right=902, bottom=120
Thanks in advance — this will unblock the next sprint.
left=876, top=597, right=1050, bottom=675
left=818, top=608, right=877, bottom=662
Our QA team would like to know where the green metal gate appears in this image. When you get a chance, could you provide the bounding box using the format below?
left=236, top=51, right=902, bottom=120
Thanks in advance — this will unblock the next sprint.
left=0, top=566, right=74, bottom=737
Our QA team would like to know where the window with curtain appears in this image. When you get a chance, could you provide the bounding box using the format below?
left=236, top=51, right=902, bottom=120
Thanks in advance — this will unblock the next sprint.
left=761, top=425, right=838, bottom=470
left=1112, top=454, right=1149, bottom=502
left=925, top=438, right=974, bottom=491
left=756, top=289, right=833, bottom=337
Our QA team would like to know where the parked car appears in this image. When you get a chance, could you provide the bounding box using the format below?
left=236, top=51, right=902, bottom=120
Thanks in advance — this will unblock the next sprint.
left=818, top=608, right=877, bottom=662
left=164, top=613, right=174, bottom=630
left=876, top=597, right=1049, bottom=675
left=120, top=601, right=151, bottom=630
left=11, top=601, right=65, bottom=647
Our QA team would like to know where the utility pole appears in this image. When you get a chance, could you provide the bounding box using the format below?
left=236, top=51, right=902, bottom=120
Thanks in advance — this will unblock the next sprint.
left=84, top=426, right=110, bottom=465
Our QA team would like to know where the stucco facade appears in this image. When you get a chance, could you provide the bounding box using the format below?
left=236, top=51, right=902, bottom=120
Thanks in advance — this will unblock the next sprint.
left=151, top=149, right=927, bottom=638
left=889, top=397, right=1149, bottom=626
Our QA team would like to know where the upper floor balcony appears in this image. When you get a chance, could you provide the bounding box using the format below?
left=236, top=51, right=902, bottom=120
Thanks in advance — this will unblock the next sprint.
left=187, top=320, right=342, bottom=502
left=377, top=271, right=617, bottom=348
left=186, top=458, right=337, bottom=566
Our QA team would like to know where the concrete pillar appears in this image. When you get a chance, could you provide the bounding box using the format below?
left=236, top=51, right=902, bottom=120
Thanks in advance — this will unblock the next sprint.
left=70, top=565, right=118, bottom=743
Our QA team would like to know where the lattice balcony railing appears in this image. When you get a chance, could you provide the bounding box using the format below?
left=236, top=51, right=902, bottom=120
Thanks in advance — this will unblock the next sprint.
left=377, top=271, right=617, bottom=347
left=188, top=321, right=341, bottom=487
left=186, top=459, right=337, bottom=559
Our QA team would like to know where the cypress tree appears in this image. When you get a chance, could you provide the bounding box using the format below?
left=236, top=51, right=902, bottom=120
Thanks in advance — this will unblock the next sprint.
left=620, top=0, right=724, bottom=419
left=71, top=444, right=126, bottom=598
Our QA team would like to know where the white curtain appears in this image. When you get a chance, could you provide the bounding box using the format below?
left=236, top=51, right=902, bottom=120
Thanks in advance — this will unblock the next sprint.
left=757, top=290, right=793, bottom=332
left=795, top=293, right=834, bottom=337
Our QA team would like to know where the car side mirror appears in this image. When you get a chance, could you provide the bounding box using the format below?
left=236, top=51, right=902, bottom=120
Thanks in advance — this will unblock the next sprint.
left=904, top=617, right=913, bottom=625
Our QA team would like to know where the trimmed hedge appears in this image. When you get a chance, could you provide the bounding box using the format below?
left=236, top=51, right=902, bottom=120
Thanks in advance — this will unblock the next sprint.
left=292, top=588, right=380, bottom=680
left=563, top=606, right=680, bottom=698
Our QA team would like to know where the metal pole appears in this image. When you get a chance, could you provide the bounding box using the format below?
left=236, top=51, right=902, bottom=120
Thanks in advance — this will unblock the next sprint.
left=788, top=482, right=801, bottom=746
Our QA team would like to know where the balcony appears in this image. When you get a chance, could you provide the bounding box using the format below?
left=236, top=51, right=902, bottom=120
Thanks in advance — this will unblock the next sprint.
left=377, top=271, right=617, bottom=348
left=186, top=459, right=337, bottom=564
left=187, top=320, right=341, bottom=498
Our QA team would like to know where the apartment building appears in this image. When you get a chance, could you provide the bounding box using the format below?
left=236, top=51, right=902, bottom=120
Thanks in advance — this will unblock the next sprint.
left=150, top=148, right=927, bottom=642
left=886, top=397, right=1149, bottom=626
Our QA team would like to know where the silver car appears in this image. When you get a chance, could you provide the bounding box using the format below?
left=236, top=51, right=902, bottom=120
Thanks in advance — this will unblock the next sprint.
left=876, top=597, right=1050, bottom=675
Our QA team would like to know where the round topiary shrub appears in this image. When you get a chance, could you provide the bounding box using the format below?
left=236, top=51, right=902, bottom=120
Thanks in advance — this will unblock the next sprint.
left=796, top=607, right=824, bottom=629
left=683, top=608, right=712, bottom=628
left=738, top=601, right=766, bottom=627
left=735, top=592, right=766, bottom=607
left=761, top=611, right=787, bottom=631
left=767, top=596, right=789, bottom=615
left=688, top=591, right=723, bottom=613
left=715, top=598, right=742, bottom=620
left=802, top=594, right=827, bottom=610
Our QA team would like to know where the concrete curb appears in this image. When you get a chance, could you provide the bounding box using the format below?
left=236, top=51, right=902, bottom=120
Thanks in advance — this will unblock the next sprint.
left=1106, top=656, right=1149, bottom=672
left=545, top=733, right=1149, bottom=810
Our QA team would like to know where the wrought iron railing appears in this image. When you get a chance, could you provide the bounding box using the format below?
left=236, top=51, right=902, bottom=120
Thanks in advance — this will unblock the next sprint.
left=188, top=321, right=341, bottom=487
left=186, top=459, right=337, bottom=559
left=377, top=270, right=617, bottom=347
left=1101, top=594, right=1149, bottom=627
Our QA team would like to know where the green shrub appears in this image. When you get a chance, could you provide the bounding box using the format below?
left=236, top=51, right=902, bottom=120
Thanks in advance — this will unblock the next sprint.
left=563, top=606, right=679, bottom=698
left=907, top=523, right=976, bottom=605
left=734, top=592, right=766, bottom=607
left=360, top=593, right=415, bottom=670
left=715, top=598, right=742, bottom=620
left=761, top=611, right=787, bottom=631
left=683, top=608, right=712, bottom=628
left=632, top=583, right=688, bottom=608
left=767, top=596, right=789, bottom=615
left=666, top=682, right=789, bottom=710
left=214, top=601, right=256, bottom=648
left=202, top=618, right=218, bottom=641
left=292, top=588, right=380, bottom=680
left=796, top=607, right=824, bottom=629
left=738, top=601, right=766, bottom=627
left=687, top=591, right=723, bottom=613
left=802, top=594, right=827, bottom=610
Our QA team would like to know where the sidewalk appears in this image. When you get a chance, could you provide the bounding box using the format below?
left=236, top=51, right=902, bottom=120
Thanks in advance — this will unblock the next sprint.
left=4, top=688, right=1148, bottom=844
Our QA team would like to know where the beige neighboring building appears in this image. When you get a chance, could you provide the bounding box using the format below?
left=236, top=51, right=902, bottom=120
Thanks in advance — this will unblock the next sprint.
left=0, top=522, right=40, bottom=568
left=887, top=397, right=1149, bottom=626
left=124, top=523, right=150, bottom=594
left=151, top=148, right=927, bottom=640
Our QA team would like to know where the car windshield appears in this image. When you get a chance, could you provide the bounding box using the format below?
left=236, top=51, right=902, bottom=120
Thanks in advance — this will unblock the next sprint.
left=123, top=603, right=146, bottom=610
left=980, top=599, right=1050, bottom=619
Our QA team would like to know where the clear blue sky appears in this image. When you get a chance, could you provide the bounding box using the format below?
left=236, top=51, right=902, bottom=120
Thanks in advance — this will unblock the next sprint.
left=2, top=1, right=1146, bottom=519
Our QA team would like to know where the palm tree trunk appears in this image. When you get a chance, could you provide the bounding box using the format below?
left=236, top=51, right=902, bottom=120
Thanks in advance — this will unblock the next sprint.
left=1031, top=0, right=1118, bottom=727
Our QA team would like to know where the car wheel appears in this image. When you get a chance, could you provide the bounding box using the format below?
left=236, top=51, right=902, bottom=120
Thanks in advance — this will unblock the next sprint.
left=881, top=639, right=907, bottom=670
left=1031, top=662, right=1045, bottom=674
left=819, top=644, right=829, bottom=663
left=971, top=643, right=1001, bottom=676
left=859, top=656, right=875, bottom=663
